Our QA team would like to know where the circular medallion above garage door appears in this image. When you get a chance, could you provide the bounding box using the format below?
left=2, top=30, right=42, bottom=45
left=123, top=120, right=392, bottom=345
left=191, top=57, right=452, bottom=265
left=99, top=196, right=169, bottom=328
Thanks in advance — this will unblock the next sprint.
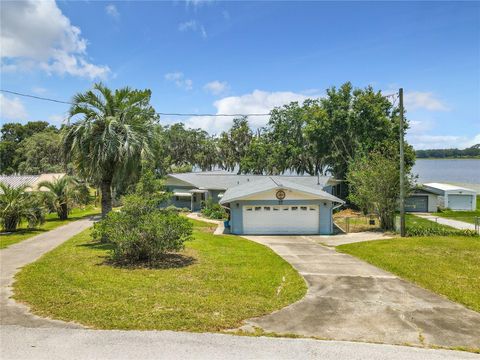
left=275, top=190, right=286, bottom=200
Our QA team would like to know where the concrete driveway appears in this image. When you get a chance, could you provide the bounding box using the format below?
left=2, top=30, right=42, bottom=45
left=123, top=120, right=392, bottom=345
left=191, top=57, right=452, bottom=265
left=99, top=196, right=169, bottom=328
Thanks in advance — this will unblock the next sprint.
left=243, top=235, right=480, bottom=349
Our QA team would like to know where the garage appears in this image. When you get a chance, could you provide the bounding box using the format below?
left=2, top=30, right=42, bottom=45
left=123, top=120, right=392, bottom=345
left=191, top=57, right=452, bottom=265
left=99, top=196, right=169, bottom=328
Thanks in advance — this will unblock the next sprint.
left=447, top=194, right=474, bottom=211
left=243, top=205, right=319, bottom=235
left=424, top=183, right=477, bottom=211
left=219, top=177, right=344, bottom=235
left=405, top=196, right=428, bottom=212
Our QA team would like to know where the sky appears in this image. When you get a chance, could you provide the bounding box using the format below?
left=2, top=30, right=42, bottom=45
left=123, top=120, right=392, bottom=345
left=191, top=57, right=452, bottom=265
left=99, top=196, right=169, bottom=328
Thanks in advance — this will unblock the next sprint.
left=1, top=0, right=479, bottom=150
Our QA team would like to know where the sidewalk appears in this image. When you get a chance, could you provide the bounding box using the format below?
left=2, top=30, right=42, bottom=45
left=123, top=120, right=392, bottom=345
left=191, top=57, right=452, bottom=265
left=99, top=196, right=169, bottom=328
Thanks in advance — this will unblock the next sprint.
left=414, top=214, right=476, bottom=231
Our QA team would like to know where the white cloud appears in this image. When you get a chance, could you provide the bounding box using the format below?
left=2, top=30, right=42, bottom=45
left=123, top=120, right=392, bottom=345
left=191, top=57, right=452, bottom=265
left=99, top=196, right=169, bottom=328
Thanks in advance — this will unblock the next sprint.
left=185, top=0, right=214, bottom=8
left=48, top=114, right=66, bottom=125
left=407, top=133, right=480, bottom=150
left=165, top=72, right=193, bottom=90
left=0, top=94, right=28, bottom=121
left=186, top=89, right=317, bottom=134
left=32, top=87, right=48, bottom=95
left=0, top=0, right=109, bottom=79
left=178, top=20, right=207, bottom=39
left=404, top=91, right=449, bottom=111
left=105, top=4, right=120, bottom=20
left=204, top=80, right=229, bottom=95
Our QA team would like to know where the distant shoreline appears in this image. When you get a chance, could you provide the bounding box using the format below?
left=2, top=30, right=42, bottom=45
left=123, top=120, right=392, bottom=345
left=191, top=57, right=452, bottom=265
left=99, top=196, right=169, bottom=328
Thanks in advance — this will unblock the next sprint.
left=415, top=157, right=480, bottom=160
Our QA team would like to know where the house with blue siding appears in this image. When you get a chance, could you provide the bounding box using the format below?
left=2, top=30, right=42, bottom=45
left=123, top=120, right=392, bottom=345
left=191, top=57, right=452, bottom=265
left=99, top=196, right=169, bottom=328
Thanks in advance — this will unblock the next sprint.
left=164, top=172, right=344, bottom=235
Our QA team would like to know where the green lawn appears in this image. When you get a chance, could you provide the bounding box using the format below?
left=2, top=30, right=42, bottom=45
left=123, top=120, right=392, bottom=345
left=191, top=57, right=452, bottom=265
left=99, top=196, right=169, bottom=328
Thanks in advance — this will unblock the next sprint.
left=338, top=236, right=480, bottom=312
left=13, top=220, right=307, bottom=331
left=434, top=196, right=480, bottom=225
left=406, top=213, right=455, bottom=230
left=0, top=206, right=100, bottom=249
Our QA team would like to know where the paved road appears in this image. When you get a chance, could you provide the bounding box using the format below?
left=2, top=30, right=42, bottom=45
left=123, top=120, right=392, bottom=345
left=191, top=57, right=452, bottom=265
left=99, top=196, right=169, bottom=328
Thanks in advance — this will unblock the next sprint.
left=243, top=235, right=480, bottom=349
left=2, top=326, right=478, bottom=360
left=0, top=217, right=96, bottom=328
left=414, top=214, right=476, bottom=231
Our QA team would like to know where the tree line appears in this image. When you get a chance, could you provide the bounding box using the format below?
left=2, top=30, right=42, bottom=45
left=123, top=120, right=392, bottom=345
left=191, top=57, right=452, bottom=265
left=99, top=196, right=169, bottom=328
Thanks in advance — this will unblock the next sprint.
left=416, top=144, right=480, bottom=159
left=1, top=82, right=414, bottom=222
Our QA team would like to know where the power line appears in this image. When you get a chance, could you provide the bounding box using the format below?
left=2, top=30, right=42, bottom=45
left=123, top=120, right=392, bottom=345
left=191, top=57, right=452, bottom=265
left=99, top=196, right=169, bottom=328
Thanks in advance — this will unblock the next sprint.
left=0, top=89, right=270, bottom=117
left=1, top=88, right=400, bottom=117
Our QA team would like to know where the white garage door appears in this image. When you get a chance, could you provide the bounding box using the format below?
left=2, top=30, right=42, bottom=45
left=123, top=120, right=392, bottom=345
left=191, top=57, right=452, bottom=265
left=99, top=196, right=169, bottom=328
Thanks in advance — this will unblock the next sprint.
left=448, top=195, right=473, bottom=210
left=243, top=205, right=319, bottom=235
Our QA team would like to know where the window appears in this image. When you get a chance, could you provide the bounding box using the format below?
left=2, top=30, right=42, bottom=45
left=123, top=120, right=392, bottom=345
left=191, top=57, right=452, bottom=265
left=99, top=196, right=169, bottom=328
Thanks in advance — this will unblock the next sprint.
left=193, top=195, right=197, bottom=202
left=273, top=207, right=280, bottom=211
left=283, top=207, right=289, bottom=211
left=201, top=193, right=205, bottom=200
left=291, top=206, right=298, bottom=211
left=309, top=207, right=316, bottom=211
left=300, top=206, right=307, bottom=211
left=175, top=196, right=179, bottom=201
left=255, top=206, right=262, bottom=211
left=246, top=207, right=253, bottom=211
left=264, top=206, right=271, bottom=211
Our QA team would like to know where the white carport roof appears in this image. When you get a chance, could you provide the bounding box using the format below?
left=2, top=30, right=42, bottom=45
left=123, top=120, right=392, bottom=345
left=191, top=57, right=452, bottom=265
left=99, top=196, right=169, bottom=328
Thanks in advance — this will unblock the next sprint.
left=219, top=177, right=344, bottom=205
left=423, top=183, right=477, bottom=195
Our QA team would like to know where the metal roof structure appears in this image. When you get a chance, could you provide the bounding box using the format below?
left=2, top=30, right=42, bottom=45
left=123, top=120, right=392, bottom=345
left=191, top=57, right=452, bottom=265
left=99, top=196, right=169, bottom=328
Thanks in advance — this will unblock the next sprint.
left=167, top=171, right=337, bottom=191
left=0, top=173, right=66, bottom=191
left=0, top=175, right=39, bottom=189
left=219, top=177, right=344, bottom=205
left=423, top=183, right=477, bottom=195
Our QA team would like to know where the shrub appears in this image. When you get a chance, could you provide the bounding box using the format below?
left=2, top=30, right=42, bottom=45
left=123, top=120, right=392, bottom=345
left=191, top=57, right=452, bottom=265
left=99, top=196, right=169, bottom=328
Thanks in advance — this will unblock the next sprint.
left=0, top=183, right=45, bottom=232
left=165, top=205, right=190, bottom=213
left=93, top=194, right=193, bottom=265
left=201, top=199, right=227, bottom=220
left=406, top=225, right=478, bottom=237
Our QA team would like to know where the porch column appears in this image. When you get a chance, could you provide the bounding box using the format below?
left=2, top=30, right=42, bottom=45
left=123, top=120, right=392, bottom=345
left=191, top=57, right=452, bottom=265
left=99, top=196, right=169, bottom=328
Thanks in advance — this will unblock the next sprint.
left=190, top=194, right=194, bottom=212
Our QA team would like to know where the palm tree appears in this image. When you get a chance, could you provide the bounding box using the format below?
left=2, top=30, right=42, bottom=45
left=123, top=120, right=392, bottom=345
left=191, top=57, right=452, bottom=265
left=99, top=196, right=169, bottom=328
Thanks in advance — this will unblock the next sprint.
left=0, top=183, right=44, bottom=232
left=63, top=83, right=157, bottom=218
left=38, top=176, right=86, bottom=220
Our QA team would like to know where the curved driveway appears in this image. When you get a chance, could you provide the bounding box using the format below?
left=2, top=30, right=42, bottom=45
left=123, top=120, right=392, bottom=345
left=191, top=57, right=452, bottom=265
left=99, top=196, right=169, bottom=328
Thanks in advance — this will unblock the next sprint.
left=244, top=235, right=480, bottom=350
left=1, top=219, right=479, bottom=359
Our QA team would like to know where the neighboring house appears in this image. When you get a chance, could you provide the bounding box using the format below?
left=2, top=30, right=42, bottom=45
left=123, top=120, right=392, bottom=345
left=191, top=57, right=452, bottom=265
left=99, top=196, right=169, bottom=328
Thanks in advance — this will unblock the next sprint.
left=165, top=171, right=344, bottom=235
left=0, top=173, right=65, bottom=192
left=405, top=188, right=439, bottom=213
left=423, top=183, right=477, bottom=211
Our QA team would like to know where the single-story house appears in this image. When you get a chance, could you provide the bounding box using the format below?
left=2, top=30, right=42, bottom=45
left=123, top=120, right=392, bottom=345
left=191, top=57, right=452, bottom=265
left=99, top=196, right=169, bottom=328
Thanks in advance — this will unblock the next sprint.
left=405, top=188, right=439, bottom=213
left=423, top=183, right=477, bottom=211
left=165, top=171, right=344, bottom=235
left=0, top=173, right=65, bottom=192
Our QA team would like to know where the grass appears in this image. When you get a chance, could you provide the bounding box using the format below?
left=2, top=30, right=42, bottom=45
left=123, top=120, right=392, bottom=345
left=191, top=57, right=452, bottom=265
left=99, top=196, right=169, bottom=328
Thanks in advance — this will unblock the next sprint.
left=13, top=219, right=307, bottom=331
left=0, top=206, right=100, bottom=250
left=433, top=196, right=480, bottom=225
left=333, top=209, right=380, bottom=233
left=338, top=236, right=480, bottom=313
left=406, top=213, right=455, bottom=230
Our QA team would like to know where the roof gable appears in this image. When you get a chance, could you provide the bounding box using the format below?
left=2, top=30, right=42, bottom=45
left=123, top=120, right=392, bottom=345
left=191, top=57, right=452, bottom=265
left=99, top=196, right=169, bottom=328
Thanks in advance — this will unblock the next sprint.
left=219, top=177, right=344, bottom=204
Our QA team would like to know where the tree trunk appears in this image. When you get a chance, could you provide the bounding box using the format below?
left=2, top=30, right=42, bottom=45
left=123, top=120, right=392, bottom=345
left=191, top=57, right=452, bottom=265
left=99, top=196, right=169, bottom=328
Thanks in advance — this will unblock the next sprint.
left=100, top=180, right=113, bottom=219
left=58, top=203, right=68, bottom=220
left=3, top=215, right=18, bottom=232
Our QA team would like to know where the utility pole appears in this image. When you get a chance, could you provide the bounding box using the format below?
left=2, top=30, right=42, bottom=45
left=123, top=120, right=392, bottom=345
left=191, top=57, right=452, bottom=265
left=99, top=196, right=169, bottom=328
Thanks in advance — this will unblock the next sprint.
left=399, top=88, right=406, bottom=237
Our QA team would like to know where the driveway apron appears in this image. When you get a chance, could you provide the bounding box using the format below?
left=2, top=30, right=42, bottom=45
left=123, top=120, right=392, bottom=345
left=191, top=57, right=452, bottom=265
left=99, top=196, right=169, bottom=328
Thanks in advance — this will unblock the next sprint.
left=243, top=235, right=480, bottom=349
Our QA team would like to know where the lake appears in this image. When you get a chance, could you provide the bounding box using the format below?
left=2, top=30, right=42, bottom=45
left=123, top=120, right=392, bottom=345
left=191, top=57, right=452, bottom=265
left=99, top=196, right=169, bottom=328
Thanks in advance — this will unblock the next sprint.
left=412, top=159, right=480, bottom=188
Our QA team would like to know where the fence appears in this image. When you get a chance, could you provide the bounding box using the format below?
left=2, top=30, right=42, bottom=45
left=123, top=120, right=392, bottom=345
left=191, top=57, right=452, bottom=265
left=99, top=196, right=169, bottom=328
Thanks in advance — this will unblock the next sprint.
left=334, top=214, right=380, bottom=233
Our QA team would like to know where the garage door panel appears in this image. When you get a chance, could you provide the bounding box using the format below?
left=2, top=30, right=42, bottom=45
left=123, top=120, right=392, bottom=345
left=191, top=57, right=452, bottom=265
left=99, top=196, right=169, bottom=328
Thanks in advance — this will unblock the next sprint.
left=448, top=195, right=473, bottom=210
left=405, top=196, right=428, bottom=212
left=243, top=205, right=319, bottom=234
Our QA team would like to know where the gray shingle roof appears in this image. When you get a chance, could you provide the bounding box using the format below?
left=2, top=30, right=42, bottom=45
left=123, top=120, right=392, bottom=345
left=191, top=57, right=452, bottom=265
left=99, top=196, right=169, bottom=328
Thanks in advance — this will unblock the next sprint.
left=167, top=171, right=336, bottom=191
left=219, top=176, right=344, bottom=205
left=0, top=175, right=39, bottom=189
